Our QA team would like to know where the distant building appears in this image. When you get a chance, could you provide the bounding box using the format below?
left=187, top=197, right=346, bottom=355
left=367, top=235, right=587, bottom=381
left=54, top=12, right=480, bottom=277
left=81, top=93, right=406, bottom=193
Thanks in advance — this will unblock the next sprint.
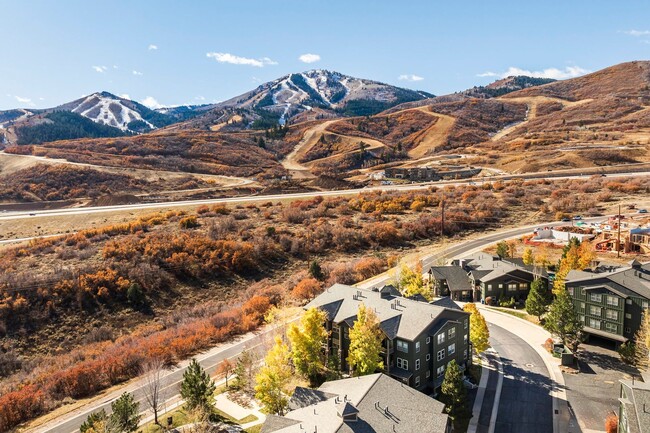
left=428, top=265, right=474, bottom=301
left=261, top=373, right=450, bottom=433
left=449, top=252, right=548, bottom=303
left=305, top=284, right=471, bottom=392
left=618, top=378, right=650, bottom=433
left=384, top=166, right=481, bottom=181
left=565, top=260, right=650, bottom=346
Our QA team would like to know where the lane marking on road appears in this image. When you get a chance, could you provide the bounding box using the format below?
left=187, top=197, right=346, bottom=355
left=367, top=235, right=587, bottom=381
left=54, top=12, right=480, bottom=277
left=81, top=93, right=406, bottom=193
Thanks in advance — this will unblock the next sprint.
left=487, top=350, right=504, bottom=433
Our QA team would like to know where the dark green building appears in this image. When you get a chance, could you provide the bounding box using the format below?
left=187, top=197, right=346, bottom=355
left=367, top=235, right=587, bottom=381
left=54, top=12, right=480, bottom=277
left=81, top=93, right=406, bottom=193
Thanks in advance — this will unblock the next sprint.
left=305, top=284, right=471, bottom=392
left=565, top=260, right=650, bottom=346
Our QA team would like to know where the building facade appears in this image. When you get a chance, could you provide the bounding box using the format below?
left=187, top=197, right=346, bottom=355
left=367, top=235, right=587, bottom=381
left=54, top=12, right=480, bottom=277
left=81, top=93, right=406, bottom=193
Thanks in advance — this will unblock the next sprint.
left=305, top=284, right=471, bottom=392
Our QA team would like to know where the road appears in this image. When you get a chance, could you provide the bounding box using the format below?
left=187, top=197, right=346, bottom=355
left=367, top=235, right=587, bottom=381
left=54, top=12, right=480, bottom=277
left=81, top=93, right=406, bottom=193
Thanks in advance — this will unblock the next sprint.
left=1, top=170, right=648, bottom=225
left=34, top=321, right=294, bottom=433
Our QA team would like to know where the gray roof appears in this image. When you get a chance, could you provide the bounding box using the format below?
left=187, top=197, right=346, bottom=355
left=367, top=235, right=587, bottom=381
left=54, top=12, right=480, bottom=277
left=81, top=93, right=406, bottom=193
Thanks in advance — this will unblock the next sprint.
left=566, top=262, right=650, bottom=300
left=305, top=284, right=467, bottom=341
left=431, top=296, right=462, bottom=310
left=288, top=387, right=337, bottom=411
left=429, top=266, right=472, bottom=292
left=261, top=373, right=449, bottom=433
left=619, top=379, right=650, bottom=433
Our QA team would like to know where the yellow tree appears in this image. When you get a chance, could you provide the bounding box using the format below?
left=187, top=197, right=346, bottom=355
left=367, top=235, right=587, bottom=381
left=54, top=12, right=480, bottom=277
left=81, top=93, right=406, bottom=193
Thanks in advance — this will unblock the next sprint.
left=522, top=248, right=534, bottom=266
left=534, top=245, right=550, bottom=268
left=396, top=261, right=432, bottom=301
left=347, top=303, right=384, bottom=376
left=634, top=309, right=650, bottom=368
left=577, top=240, right=596, bottom=270
left=255, top=336, right=293, bottom=415
left=287, top=307, right=329, bottom=385
left=463, top=304, right=490, bottom=354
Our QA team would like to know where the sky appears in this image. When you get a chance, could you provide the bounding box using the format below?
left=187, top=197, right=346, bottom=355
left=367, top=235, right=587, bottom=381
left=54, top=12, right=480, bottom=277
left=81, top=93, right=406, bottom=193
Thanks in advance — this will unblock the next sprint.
left=2, top=0, right=650, bottom=110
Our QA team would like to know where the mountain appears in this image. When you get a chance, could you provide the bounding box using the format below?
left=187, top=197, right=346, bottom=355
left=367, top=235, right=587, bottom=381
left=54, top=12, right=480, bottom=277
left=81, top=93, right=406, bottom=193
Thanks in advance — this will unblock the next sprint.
left=179, top=69, right=434, bottom=130
left=463, top=76, right=557, bottom=98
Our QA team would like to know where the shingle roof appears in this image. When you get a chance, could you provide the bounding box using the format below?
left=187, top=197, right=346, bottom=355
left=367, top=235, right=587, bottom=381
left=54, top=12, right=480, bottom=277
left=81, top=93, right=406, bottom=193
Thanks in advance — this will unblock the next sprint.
left=566, top=262, right=650, bottom=300
left=288, top=387, right=337, bottom=411
left=429, top=266, right=472, bottom=292
left=431, top=297, right=462, bottom=310
left=261, top=373, right=449, bottom=433
left=305, top=284, right=467, bottom=341
left=619, top=379, right=650, bottom=433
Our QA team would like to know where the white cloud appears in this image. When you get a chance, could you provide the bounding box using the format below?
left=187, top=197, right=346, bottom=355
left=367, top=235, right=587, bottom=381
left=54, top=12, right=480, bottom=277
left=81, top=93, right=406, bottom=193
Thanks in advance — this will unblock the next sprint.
left=194, top=96, right=206, bottom=101
left=132, top=70, right=143, bottom=76
left=113, top=65, right=119, bottom=69
left=622, top=29, right=650, bottom=37
left=206, top=52, right=277, bottom=67
left=92, top=65, right=108, bottom=73
left=299, top=53, right=321, bottom=64
left=477, top=65, right=591, bottom=80
left=398, top=74, right=424, bottom=82
left=141, top=96, right=164, bottom=109
left=119, top=94, right=131, bottom=100
left=15, top=96, right=33, bottom=105
left=148, top=44, right=158, bottom=50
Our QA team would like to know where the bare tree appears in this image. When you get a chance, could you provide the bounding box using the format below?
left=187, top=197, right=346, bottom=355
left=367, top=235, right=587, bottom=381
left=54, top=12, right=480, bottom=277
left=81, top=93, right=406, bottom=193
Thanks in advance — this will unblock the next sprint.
left=140, top=358, right=167, bottom=425
left=215, top=358, right=235, bottom=389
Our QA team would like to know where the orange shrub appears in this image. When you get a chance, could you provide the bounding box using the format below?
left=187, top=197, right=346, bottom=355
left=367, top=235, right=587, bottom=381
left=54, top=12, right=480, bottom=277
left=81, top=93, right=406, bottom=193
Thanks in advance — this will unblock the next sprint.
left=291, top=278, right=322, bottom=301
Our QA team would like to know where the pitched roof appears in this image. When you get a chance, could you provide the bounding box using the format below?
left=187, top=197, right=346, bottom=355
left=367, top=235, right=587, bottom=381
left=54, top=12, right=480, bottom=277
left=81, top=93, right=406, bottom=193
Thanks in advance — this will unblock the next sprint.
left=619, top=379, right=650, bottom=433
left=429, top=266, right=472, bottom=292
left=432, top=296, right=462, bottom=310
left=288, top=387, right=337, bottom=411
left=261, top=373, right=449, bottom=433
left=566, top=262, right=650, bottom=300
left=305, top=284, right=467, bottom=341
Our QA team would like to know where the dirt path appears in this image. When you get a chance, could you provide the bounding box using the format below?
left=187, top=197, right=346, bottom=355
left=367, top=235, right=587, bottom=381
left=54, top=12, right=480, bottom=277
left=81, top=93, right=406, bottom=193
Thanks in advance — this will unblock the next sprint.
left=491, top=96, right=593, bottom=142
left=281, top=120, right=339, bottom=178
left=0, top=151, right=253, bottom=187
left=407, top=107, right=456, bottom=158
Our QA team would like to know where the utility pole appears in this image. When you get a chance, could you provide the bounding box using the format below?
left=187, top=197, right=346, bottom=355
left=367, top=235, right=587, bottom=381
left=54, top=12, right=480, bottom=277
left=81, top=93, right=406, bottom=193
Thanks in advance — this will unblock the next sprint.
left=440, top=199, right=445, bottom=237
left=617, top=204, right=622, bottom=258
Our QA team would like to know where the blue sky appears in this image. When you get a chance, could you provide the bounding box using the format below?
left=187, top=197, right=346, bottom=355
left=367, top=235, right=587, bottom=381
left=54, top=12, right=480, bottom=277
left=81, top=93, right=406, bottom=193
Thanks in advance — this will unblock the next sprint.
left=2, top=0, right=650, bottom=110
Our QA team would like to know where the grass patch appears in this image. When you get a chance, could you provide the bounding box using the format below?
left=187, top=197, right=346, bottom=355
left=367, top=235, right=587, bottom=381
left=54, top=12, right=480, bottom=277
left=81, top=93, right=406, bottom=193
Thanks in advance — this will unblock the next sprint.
left=140, top=407, right=192, bottom=433
left=486, top=306, right=539, bottom=324
left=245, top=425, right=262, bottom=433
left=239, top=414, right=259, bottom=424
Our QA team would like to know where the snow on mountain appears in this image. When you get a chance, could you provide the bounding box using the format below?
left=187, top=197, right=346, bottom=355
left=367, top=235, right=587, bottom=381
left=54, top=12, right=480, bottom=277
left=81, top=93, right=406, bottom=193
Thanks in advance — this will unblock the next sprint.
left=67, top=92, right=155, bottom=131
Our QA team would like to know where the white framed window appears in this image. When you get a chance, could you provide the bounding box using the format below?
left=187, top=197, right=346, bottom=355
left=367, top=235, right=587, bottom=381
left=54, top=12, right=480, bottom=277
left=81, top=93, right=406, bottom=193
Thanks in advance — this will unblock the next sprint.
left=448, top=343, right=456, bottom=356
left=448, top=328, right=456, bottom=339
left=426, top=354, right=431, bottom=361
left=589, top=318, right=601, bottom=329
left=415, top=376, right=420, bottom=387
left=437, top=349, right=445, bottom=361
left=464, top=333, right=468, bottom=343
left=464, top=319, right=468, bottom=330
left=498, top=283, right=503, bottom=289
left=580, top=302, right=585, bottom=310
left=605, top=310, right=618, bottom=320
left=487, top=284, right=492, bottom=290
left=415, top=341, right=421, bottom=353
left=396, top=358, right=408, bottom=369
left=437, top=333, right=445, bottom=345
left=625, top=313, right=632, bottom=319
left=426, top=370, right=431, bottom=378
left=415, top=359, right=421, bottom=370
left=507, top=283, right=517, bottom=292
left=436, top=365, right=445, bottom=377
left=426, top=336, right=431, bottom=344
left=567, top=287, right=574, bottom=296
left=643, top=300, right=649, bottom=309
left=605, top=322, right=617, bottom=332
left=579, top=315, right=585, bottom=323
left=607, top=296, right=619, bottom=307
left=590, top=293, right=602, bottom=303
left=396, top=340, right=409, bottom=353
left=626, top=299, right=633, bottom=305
left=589, top=305, right=602, bottom=316
left=519, top=283, right=527, bottom=289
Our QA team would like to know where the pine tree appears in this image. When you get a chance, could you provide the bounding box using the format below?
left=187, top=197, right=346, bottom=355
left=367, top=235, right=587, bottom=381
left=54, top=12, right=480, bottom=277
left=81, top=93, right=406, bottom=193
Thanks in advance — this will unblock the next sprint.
left=287, top=307, right=328, bottom=385
left=525, top=278, right=552, bottom=321
left=110, top=392, right=141, bottom=433
left=496, top=241, right=510, bottom=258
left=80, top=410, right=108, bottom=433
left=233, top=350, right=257, bottom=393
left=544, top=288, right=583, bottom=351
left=463, top=303, right=490, bottom=354
left=180, top=359, right=216, bottom=413
left=522, top=248, right=534, bottom=266
left=255, top=335, right=293, bottom=415
left=309, top=260, right=324, bottom=281
left=347, top=303, right=384, bottom=376
left=440, top=360, right=471, bottom=430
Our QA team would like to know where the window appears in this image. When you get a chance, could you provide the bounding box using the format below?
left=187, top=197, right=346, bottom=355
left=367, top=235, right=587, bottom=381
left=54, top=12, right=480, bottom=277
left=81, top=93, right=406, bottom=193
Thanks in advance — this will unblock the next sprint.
left=426, top=370, right=431, bottom=378
left=589, top=305, right=602, bottom=316
left=464, top=319, right=468, bottom=330
left=448, top=328, right=456, bottom=339
left=415, top=359, right=421, bottom=370
left=581, top=288, right=586, bottom=295
left=437, top=333, right=445, bottom=345
left=519, top=283, right=527, bottom=289
left=605, top=310, right=618, bottom=320
left=568, top=287, right=574, bottom=296
left=396, top=340, right=409, bottom=353
left=579, top=315, right=585, bottom=323
left=590, top=293, right=602, bottom=302
left=643, top=300, right=649, bottom=310
left=625, top=313, right=632, bottom=319
left=507, top=283, right=517, bottom=292
left=589, top=318, right=601, bottom=329
left=487, top=284, right=492, bottom=290
left=626, top=299, right=633, bottom=305
left=426, top=336, right=431, bottom=344
left=396, top=358, right=408, bottom=370
left=607, top=296, right=619, bottom=307
left=498, top=284, right=503, bottom=289
left=415, top=341, right=421, bottom=353
left=464, top=333, right=468, bottom=343
left=580, top=302, right=585, bottom=310
left=448, top=343, right=456, bottom=356
left=426, top=354, right=431, bottom=361
left=437, top=349, right=445, bottom=361
left=437, top=365, right=445, bottom=377
left=625, top=327, right=632, bottom=334
left=605, top=322, right=617, bottom=333
left=415, top=376, right=420, bottom=387
left=464, top=349, right=468, bottom=360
